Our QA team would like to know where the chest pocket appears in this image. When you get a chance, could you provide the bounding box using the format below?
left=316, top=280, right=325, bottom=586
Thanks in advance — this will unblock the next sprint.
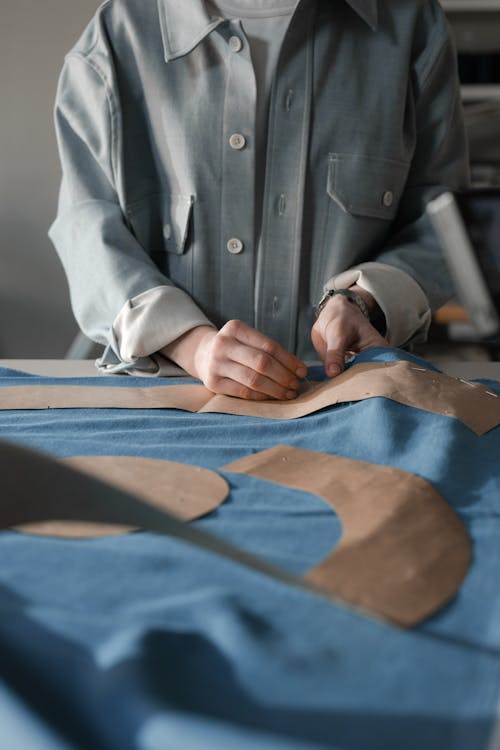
left=126, top=193, right=193, bottom=256
left=125, top=193, right=194, bottom=292
left=327, top=153, right=410, bottom=220
left=312, top=153, right=411, bottom=300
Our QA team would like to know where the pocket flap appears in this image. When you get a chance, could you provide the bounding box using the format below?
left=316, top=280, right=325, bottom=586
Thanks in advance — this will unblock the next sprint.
left=163, top=194, right=194, bottom=255
left=126, top=193, right=194, bottom=256
left=327, top=153, right=410, bottom=220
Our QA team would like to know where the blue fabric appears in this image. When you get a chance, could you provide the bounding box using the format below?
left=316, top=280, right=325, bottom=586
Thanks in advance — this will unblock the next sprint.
left=0, top=346, right=499, bottom=750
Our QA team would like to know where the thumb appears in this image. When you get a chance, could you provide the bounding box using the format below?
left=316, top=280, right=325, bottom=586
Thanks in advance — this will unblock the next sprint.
left=324, top=328, right=350, bottom=378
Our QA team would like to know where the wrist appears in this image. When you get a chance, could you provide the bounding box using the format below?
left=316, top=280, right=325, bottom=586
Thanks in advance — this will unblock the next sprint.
left=350, top=284, right=378, bottom=318
left=350, top=285, right=386, bottom=334
left=315, top=287, right=370, bottom=321
left=162, top=325, right=216, bottom=378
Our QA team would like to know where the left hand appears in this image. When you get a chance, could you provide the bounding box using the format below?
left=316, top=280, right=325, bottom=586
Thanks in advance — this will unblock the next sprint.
left=311, top=286, right=388, bottom=377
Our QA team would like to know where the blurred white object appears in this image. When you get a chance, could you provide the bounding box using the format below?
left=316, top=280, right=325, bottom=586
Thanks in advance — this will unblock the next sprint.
left=427, top=191, right=500, bottom=337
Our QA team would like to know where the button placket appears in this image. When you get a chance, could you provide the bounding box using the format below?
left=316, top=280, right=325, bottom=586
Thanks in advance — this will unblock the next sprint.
left=254, top=4, right=315, bottom=350
left=219, top=22, right=256, bottom=324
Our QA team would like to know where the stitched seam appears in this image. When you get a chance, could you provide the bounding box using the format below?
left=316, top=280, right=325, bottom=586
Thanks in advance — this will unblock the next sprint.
left=66, top=52, right=119, bottom=190
left=328, top=152, right=410, bottom=168
left=219, top=42, right=230, bottom=312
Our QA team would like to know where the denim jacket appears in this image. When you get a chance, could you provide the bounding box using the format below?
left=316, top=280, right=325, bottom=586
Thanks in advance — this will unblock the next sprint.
left=49, top=0, right=469, bottom=369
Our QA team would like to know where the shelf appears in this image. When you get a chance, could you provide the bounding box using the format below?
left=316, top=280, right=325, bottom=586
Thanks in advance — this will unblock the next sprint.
left=461, top=85, right=500, bottom=101
left=440, top=0, right=500, bottom=51
left=441, top=1, right=500, bottom=10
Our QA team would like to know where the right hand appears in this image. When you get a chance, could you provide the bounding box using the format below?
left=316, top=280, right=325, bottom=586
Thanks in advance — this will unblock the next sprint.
left=163, top=320, right=307, bottom=400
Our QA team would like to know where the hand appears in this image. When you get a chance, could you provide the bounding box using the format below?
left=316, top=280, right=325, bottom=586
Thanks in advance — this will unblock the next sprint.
left=163, top=320, right=307, bottom=400
left=311, top=287, right=388, bottom=377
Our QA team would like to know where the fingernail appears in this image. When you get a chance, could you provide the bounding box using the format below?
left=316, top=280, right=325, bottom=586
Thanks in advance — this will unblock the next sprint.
left=327, top=364, right=340, bottom=377
left=296, top=366, right=307, bottom=378
left=286, top=390, right=297, bottom=400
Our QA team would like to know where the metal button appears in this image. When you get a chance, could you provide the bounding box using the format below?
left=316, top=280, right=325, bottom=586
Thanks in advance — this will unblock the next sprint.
left=382, top=190, right=394, bottom=208
left=227, top=238, right=244, bottom=254
left=163, top=223, right=172, bottom=241
left=229, top=133, right=246, bottom=150
left=228, top=35, right=243, bottom=52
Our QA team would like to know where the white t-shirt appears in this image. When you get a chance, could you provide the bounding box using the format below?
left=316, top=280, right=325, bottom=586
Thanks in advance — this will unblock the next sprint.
left=206, top=0, right=297, bottom=148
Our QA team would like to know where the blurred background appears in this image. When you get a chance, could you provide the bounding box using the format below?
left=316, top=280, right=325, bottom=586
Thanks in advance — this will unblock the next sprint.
left=1, top=0, right=500, bottom=360
left=0, top=0, right=99, bottom=358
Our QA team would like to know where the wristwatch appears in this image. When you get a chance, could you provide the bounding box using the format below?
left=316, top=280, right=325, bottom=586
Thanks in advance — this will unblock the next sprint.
left=314, top=288, right=371, bottom=321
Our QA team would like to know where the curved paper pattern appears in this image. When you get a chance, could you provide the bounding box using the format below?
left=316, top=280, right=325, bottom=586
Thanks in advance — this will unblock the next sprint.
left=0, top=440, right=302, bottom=594
left=1, top=361, right=499, bottom=434
left=223, top=445, right=472, bottom=628
left=17, top=455, right=228, bottom=538
left=205, top=361, right=500, bottom=433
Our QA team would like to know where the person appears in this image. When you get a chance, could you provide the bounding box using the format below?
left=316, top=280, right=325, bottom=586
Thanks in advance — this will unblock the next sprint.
left=49, top=0, right=469, bottom=400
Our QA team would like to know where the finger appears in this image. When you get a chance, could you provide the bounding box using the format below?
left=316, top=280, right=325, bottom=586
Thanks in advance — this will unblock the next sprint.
left=322, top=321, right=355, bottom=378
left=222, top=320, right=307, bottom=378
left=325, top=348, right=347, bottom=378
left=222, top=340, right=301, bottom=392
left=207, top=374, right=287, bottom=401
left=216, top=360, right=299, bottom=400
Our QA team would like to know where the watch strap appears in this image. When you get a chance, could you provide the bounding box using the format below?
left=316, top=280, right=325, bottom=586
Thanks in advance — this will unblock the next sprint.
left=315, top=288, right=371, bottom=321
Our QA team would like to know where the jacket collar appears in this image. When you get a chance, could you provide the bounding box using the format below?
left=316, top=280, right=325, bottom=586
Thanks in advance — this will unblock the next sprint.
left=157, top=0, right=223, bottom=62
left=157, top=0, right=378, bottom=62
left=345, top=0, right=378, bottom=30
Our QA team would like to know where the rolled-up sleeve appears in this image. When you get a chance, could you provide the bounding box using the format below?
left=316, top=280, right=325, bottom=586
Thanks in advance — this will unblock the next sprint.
left=106, top=285, right=215, bottom=374
left=49, top=53, right=212, bottom=372
left=330, top=262, right=431, bottom=346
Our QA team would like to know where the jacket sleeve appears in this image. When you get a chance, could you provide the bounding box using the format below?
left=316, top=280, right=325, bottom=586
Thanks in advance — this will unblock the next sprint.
left=327, top=8, right=470, bottom=347
left=49, top=52, right=212, bottom=372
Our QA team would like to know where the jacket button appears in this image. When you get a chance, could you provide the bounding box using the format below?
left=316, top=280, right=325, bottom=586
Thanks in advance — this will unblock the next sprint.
left=163, top=223, right=172, bottom=240
left=382, top=190, right=394, bottom=208
left=229, top=35, right=243, bottom=52
left=229, top=133, right=246, bottom=150
left=227, top=238, right=244, bottom=254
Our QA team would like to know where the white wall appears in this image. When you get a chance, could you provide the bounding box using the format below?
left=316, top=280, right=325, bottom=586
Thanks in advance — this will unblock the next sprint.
left=0, top=0, right=99, bottom=357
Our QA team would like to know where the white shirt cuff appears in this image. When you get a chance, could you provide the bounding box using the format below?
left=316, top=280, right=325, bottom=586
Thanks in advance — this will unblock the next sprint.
left=111, top=285, right=215, bottom=366
left=325, top=262, right=432, bottom=347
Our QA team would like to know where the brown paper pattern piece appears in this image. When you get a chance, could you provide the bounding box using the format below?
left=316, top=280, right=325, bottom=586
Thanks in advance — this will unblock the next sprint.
left=1, top=440, right=303, bottom=597
left=0, top=383, right=211, bottom=412
left=17, top=455, right=229, bottom=538
left=1, top=361, right=499, bottom=434
left=204, top=361, right=500, bottom=434
left=223, top=445, right=472, bottom=628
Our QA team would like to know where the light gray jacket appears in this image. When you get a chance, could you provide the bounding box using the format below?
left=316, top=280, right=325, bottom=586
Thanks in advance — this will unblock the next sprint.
left=49, top=0, right=469, bottom=368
